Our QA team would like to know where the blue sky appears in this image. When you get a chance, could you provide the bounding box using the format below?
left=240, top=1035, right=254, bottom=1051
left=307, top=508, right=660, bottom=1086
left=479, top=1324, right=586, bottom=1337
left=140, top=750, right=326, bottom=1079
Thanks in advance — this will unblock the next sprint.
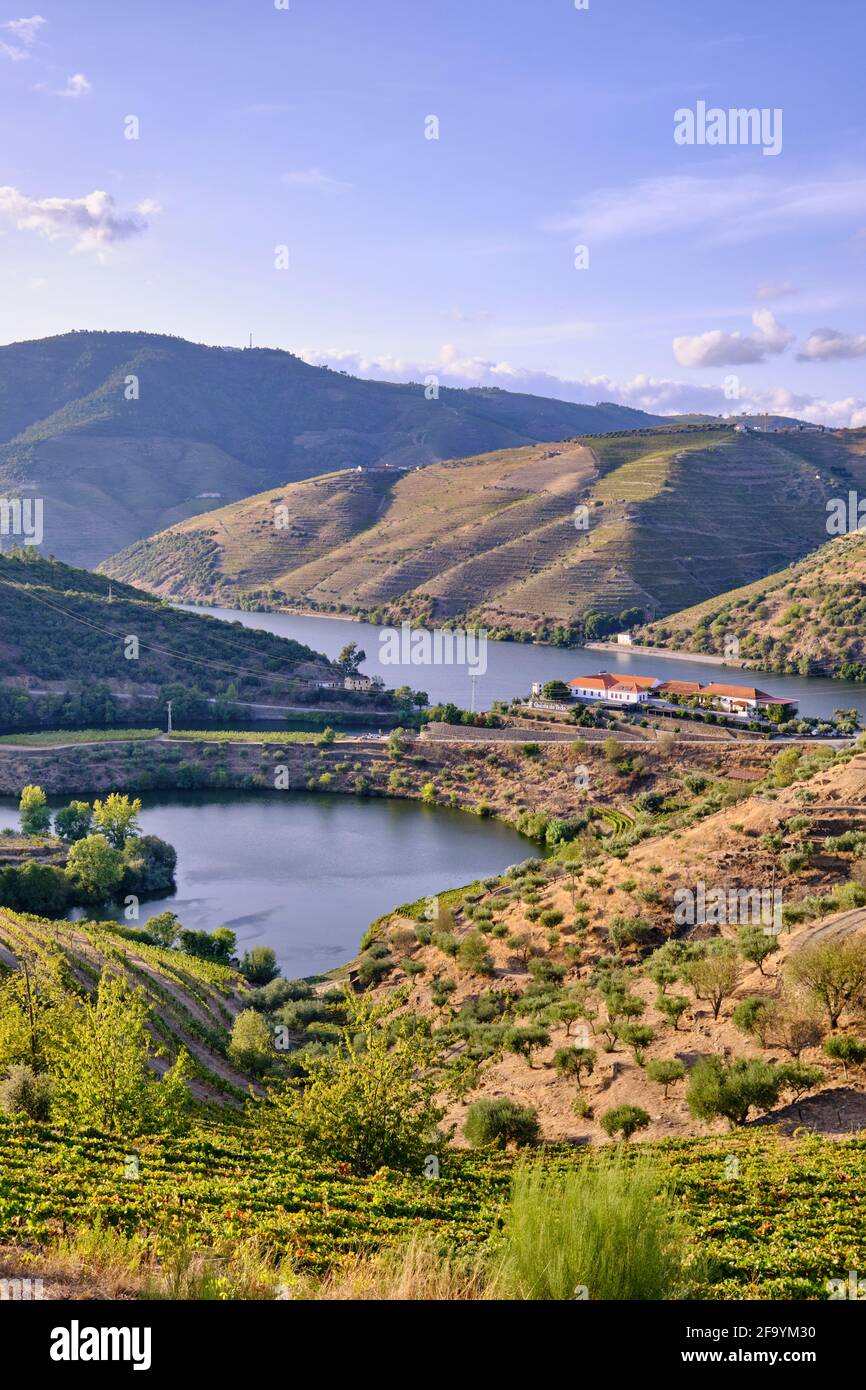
left=1, top=0, right=865, bottom=422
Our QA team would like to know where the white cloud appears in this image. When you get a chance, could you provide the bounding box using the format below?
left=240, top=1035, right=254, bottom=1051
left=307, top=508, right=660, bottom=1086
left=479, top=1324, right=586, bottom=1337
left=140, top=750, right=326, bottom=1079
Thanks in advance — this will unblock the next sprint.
left=0, top=186, right=155, bottom=252
left=451, top=306, right=494, bottom=323
left=58, top=72, right=91, bottom=97
left=297, top=342, right=866, bottom=426
left=756, top=280, right=799, bottom=301
left=5, top=14, right=45, bottom=43
left=797, top=328, right=866, bottom=362
left=0, top=14, right=44, bottom=58
left=673, top=309, right=793, bottom=368
left=282, top=168, right=349, bottom=192
left=549, top=170, right=866, bottom=244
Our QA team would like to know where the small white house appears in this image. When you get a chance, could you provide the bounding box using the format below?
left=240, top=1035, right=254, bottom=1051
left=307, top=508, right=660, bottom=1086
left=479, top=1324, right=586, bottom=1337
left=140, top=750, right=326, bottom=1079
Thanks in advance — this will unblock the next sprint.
left=344, top=674, right=373, bottom=692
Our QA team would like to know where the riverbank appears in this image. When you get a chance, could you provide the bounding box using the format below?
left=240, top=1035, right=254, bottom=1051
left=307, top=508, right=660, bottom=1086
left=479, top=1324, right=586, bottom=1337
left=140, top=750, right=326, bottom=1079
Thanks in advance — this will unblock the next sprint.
left=584, top=640, right=747, bottom=667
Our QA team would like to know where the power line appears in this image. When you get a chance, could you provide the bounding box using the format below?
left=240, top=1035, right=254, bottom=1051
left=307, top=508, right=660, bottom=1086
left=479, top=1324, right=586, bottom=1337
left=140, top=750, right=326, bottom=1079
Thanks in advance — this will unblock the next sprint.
left=0, top=573, right=316, bottom=684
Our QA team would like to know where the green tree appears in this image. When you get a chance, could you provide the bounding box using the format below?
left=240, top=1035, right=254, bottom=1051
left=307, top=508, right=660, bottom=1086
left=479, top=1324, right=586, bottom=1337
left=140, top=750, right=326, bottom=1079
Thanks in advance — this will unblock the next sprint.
left=463, top=1097, right=539, bottom=1149
left=686, top=1055, right=785, bottom=1129
left=737, top=925, right=779, bottom=975
left=337, top=642, right=365, bottom=675
left=121, top=835, right=177, bottom=894
left=92, top=793, right=142, bottom=849
left=600, top=1104, right=650, bottom=1141
left=656, top=993, right=689, bottom=1030
left=646, top=1058, right=685, bottom=1098
left=553, top=1046, right=596, bottom=1086
left=786, top=938, right=866, bottom=1030
left=53, top=974, right=190, bottom=1135
left=683, top=951, right=740, bottom=1020
left=617, top=1023, right=655, bottom=1065
left=0, top=1063, right=53, bottom=1121
left=19, top=785, right=51, bottom=837
left=823, top=1033, right=866, bottom=1080
left=457, top=931, right=494, bottom=976
left=240, top=947, right=280, bottom=986
left=228, top=1009, right=274, bottom=1075
left=504, top=1024, right=550, bottom=1068
left=541, top=680, right=571, bottom=702
left=260, top=993, right=445, bottom=1175
left=145, top=912, right=181, bottom=949
left=54, top=800, right=93, bottom=843
left=65, top=834, right=124, bottom=901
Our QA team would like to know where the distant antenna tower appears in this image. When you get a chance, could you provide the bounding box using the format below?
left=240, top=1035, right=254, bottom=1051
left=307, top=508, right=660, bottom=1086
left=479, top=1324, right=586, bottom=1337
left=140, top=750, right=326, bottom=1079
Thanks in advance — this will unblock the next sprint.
left=249, top=333, right=253, bottom=349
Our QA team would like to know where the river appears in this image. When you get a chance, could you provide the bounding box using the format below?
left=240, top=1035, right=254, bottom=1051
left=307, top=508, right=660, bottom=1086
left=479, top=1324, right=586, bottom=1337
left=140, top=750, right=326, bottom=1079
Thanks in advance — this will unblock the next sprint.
left=183, top=605, right=866, bottom=722
left=0, top=792, right=532, bottom=978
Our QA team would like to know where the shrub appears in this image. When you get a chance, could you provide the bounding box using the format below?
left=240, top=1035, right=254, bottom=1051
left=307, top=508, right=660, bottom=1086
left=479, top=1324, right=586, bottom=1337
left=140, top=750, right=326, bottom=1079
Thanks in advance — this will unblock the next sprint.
left=457, top=931, right=494, bottom=976
left=646, top=1058, right=685, bottom=1097
left=494, top=1157, right=688, bottom=1300
left=228, top=1010, right=274, bottom=1075
left=687, top=1055, right=786, bottom=1128
left=0, top=1063, right=52, bottom=1121
left=240, top=947, right=280, bottom=986
left=787, top=938, right=866, bottom=1030
left=600, top=1105, right=650, bottom=1142
left=823, top=1033, right=866, bottom=1079
left=463, top=1097, right=540, bottom=1149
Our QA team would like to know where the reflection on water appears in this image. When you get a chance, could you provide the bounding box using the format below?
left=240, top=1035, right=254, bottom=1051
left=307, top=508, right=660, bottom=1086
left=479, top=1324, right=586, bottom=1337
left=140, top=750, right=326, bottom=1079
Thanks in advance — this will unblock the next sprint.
left=0, top=791, right=532, bottom=978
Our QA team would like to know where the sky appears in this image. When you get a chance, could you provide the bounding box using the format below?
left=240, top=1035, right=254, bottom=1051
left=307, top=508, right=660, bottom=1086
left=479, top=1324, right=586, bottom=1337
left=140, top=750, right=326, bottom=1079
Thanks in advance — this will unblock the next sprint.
left=0, top=0, right=865, bottom=423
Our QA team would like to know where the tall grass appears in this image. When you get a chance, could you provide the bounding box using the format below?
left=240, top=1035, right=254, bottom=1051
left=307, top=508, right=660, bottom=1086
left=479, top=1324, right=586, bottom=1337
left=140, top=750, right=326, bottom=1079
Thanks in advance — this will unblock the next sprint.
left=300, top=1236, right=490, bottom=1302
left=493, top=1156, right=689, bottom=1301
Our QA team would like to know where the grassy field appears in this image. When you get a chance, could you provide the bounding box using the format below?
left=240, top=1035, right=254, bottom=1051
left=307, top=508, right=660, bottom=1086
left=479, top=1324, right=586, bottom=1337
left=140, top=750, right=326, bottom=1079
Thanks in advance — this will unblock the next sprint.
left=168, top=729, right=349, bottom=745
left=0, top=728, right=161, bottom=746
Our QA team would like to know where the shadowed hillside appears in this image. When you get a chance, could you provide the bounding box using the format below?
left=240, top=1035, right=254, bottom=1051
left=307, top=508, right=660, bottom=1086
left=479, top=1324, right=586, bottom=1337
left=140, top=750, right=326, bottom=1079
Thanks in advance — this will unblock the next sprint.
left=0, top=331, right=660, bottom=568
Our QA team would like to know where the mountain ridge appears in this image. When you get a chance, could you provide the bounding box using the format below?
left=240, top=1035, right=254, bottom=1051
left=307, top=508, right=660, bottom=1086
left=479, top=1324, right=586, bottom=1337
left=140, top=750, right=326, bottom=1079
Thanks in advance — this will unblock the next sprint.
left=0, top=330, right=662, bottom=568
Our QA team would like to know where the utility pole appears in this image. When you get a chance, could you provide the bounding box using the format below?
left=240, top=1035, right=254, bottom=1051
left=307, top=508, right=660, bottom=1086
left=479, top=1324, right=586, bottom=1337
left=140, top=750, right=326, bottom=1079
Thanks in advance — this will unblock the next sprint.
left=166, top=700, right=173, bottom=735
left=470, top=674, right=477, bottom=714
left=107, top=582, right=113, bottom=604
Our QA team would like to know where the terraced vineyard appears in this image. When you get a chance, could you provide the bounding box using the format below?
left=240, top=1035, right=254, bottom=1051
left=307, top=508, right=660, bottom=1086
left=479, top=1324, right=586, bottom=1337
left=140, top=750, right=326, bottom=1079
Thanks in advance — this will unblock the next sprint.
left=0, top=910, right=251, bottom=1103
left=103, top=427, right=866, bottom=638
left=638, top=529, right=866, bottom=678
left=0, top=1118, right=863, bottom=1297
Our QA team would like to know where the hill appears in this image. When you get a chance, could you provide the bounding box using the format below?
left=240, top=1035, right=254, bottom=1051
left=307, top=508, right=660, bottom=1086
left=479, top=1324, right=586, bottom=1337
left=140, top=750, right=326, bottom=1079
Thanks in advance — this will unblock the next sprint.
left=103, top=426, right=866, bottom=639
left=0, top=331, right=660, bottom=569
left=0, top=550, right=340, bottom=725
left=634, top=531, right=866, bottom=679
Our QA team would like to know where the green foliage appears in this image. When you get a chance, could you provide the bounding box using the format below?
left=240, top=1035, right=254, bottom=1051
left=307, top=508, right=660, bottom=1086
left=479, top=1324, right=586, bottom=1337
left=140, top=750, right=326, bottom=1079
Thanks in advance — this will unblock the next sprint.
left=646, top=1058, right=686, bottom=1096
left=495, top=1158, right=687, bottom=1299
left=54, top=801, right=94, bottom=843
left=600, top=1105, right=651, bottom=1142
left=65, top=834, right=124, bottom=900
left=0, top=1063, right=53, bottom=1121
left=786, top=938, right=866, bottom=1030
left=52, top=974, right=191, bottom=1136
left=240, top=947, right=280, bottom=986
left=463, top=1098, right=539, bottom=1150
left=260, top=994, right=445, bottom=1175
left=228, top=1010, right=274, bottom=1075
left=19, top=785, right=50, bottom=837
left=92, top=794, right=142, bottom=850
